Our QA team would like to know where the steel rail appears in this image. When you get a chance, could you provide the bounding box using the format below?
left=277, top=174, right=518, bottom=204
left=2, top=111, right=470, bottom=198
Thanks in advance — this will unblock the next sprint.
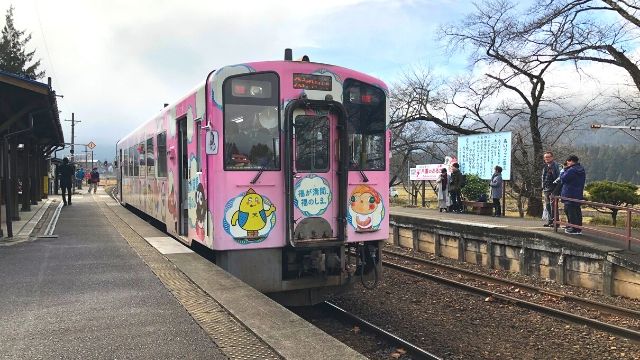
left=322, top=301, right=442, bottom=360
left=383, top=260, right=640, bottom=342
left=382, top=249, right=640, bottom=319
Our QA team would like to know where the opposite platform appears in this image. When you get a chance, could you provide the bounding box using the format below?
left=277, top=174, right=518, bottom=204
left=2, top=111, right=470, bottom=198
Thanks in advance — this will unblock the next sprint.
left=390, top=206, right=640, bottom=299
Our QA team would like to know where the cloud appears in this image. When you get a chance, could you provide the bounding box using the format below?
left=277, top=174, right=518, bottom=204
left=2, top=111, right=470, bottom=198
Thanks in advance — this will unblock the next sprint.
left=3, top=0, right=631, bottom=160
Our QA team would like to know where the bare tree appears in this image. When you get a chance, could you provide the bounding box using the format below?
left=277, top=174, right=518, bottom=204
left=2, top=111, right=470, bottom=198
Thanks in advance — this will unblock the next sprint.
left=388, top=67, right=477, bottom=188
left=437, top=0, right=613, bottom=216
left=440, top=0, right=567, bottom=216
left=529, top=1, right=640, bottom=115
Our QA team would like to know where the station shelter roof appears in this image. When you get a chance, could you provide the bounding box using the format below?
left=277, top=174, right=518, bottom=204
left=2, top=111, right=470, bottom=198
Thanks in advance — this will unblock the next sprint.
left=0, top=70, right=64, bottom=146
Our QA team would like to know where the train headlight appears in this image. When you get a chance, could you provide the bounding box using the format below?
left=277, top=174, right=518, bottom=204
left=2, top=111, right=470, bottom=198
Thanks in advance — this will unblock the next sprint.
left=250, top=86, right=263, bottom=96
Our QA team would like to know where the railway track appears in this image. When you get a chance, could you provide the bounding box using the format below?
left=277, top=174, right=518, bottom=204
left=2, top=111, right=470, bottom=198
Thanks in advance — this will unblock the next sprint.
left=321, top=301, right=442, bottom=360
left=382, top=249, right=640, bottom=342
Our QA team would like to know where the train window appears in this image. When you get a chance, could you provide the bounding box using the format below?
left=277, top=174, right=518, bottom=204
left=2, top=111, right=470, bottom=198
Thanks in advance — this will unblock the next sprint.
left=132, top=146, right=139, bottom=176
left=129, top=146, right=134, bottom=176
left=223, top=72, right=280, bottom=171
left=295, top=115, right=329, bottom=172
left=123, top=148, right=128, bottom=176
left=343, top=80, right=386, bottom=171
left=146, top=137, right=155, bottom=177
left=157, top=132, right=167, bottom=177
left=139, top=142, right=146, bottom=177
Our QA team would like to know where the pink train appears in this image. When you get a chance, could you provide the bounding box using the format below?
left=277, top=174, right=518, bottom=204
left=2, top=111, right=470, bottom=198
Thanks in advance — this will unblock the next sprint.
left=116, top=50, right=388, bottom=305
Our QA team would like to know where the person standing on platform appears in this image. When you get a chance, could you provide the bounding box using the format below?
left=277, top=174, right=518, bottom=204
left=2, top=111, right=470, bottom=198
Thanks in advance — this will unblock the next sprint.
left=541, top=151, right=561, bottom=227
left=560, top=155, right=586, bottom=235
left=490, top=166, right=504, bottom=217
left=449, top=163, right=463, bottom=213
left=88, top=167, right=100, bottom=194
left=57, top=157, right=74, bottom=206
left=75, top=167, right=84, bottom=189
left=436, top=168, right=450, bottom=212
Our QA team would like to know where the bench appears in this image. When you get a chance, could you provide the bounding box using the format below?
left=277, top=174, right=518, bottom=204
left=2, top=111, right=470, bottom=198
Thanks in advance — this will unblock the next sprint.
left=462, top=200, right=493, bottom=216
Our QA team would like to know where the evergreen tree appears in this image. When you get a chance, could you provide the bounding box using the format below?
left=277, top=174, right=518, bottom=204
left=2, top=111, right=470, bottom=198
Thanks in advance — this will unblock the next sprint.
left=0, top=6, right=43, bottom=79
left=585, top=181, right=640, bottom=226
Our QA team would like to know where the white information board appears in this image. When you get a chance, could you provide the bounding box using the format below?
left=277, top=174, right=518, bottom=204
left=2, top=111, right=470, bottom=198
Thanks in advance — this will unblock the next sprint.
left=409, top=164, right=446, bottom=181
left=457, top=132, right=512, bottom=180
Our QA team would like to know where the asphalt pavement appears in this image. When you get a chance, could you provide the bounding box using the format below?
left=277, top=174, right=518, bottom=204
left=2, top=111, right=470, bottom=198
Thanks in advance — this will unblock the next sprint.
left=0, top=193, right=226, bottom=359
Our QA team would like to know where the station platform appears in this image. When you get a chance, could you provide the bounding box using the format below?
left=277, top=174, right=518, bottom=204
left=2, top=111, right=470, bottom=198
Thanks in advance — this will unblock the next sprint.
left=0, top=188, right=364, bottom=359
left=389, top=206, right=640, bottom=299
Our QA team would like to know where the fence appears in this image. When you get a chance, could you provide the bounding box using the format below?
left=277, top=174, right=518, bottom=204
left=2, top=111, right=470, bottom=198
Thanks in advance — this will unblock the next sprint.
left=552, top=196, right=640, bottom=250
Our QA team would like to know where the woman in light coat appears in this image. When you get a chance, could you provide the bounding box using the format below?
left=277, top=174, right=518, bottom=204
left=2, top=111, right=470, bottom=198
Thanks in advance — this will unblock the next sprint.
left=490, top=166, right=504, bottom=217
left=436, top=168, right=450, bottom=212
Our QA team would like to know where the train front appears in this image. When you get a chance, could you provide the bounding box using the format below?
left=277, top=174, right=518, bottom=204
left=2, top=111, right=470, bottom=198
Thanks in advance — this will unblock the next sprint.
left=208, top=58, right=388, bottom=305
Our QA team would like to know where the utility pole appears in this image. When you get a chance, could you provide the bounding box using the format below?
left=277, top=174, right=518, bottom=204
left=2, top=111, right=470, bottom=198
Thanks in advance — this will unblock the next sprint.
left=64, top=113, right=81, bottom=162
left=64, top=113, right=81, bottom=193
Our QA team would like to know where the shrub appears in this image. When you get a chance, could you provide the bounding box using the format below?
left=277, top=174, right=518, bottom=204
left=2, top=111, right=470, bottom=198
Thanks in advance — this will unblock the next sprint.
left=461, top=174, right=489, bottom=202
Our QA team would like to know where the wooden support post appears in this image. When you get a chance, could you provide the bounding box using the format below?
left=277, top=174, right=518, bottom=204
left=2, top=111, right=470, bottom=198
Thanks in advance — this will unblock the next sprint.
left=21, top=137, right=31, bottom=212
left=3, top=137, right=12, bottom=236
left=11, top=137, right=20, bottom=220
left=502, top=180, right=507, bottom=217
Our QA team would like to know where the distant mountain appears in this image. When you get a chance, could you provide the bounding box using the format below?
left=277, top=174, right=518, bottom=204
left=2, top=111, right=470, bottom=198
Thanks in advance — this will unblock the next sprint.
left=576, top=144, right=640, bottom=183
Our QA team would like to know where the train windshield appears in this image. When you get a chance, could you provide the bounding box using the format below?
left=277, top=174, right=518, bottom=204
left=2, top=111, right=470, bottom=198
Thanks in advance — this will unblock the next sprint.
left=343, top=80, right=386, bottom=171
left=223, top=72, right=280, bottom=170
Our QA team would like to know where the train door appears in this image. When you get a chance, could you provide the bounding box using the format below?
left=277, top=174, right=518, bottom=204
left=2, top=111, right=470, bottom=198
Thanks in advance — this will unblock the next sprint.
left=178, top=118, right=188, bottom=236
left=285, top=104, right=348, bottom=246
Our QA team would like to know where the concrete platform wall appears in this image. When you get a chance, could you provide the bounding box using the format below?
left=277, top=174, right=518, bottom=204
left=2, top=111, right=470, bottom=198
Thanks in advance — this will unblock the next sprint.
left=389, top=217, right=640, bottom=299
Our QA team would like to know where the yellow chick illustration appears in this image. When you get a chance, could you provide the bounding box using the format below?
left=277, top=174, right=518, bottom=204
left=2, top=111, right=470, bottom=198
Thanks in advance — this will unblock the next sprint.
left=231, top=188, right=276, bottom=238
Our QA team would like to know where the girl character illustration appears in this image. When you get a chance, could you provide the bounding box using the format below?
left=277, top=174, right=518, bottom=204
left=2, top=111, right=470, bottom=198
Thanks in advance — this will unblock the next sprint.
left=350, top=185, right=382, bottom=231
left=195, top=183, right=207, bottom=240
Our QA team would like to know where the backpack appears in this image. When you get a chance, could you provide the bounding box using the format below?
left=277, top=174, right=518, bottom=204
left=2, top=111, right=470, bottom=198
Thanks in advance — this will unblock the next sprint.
left=90, top=170, right=99, bottom=182
left=460, top=174, right=467, bottom=188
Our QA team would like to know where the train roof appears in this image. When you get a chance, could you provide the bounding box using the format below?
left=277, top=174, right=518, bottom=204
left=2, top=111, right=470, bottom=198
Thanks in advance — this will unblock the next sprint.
left=117, top=59, right=387, bottom=146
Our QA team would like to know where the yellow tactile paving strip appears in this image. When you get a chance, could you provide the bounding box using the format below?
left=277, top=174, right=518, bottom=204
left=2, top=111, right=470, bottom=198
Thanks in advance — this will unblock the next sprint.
left=97, top=199, right=281, bottom=360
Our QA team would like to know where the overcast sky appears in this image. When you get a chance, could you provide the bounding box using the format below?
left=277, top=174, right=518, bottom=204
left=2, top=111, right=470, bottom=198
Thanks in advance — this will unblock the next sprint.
left=1, top=0, right=634, bottom=161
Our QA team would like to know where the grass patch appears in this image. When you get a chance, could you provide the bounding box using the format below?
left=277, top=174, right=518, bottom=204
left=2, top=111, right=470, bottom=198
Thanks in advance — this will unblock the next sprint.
left=588, top=214, right=640, bottom=228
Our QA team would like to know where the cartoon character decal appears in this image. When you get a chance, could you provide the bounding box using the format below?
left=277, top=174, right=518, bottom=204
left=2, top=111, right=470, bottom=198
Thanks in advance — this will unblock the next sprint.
left=195, top=183, right=207, bottom=240
left=160, top=181, right=167, bottom=222
left=167, top=171, right=178, bottom=228
left=347, top=185, right=385, bottom=232
left=223, top=188, right=276, bottom=244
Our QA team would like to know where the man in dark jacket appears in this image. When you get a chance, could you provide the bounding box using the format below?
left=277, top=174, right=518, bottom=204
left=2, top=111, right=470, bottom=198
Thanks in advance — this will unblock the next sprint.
left=57, top=157, right=74, bottom=206
left=541, top=151, right=561, bottom=227
left=448, top=163, right=464, bottom=213
left=88, top=167, right=99, bottom=194
left=560, top=155, right=586, bottom=235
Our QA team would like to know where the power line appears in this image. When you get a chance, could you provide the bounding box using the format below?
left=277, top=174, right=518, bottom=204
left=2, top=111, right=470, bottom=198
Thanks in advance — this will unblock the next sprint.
left=32, top=0, right=59, bottom=89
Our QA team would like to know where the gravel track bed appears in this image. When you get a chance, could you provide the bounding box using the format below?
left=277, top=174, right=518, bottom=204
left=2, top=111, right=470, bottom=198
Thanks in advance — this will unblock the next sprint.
left=384, top=244, right=640, bottom=312
left=291, top=305, right=415, bottom=359
left=383, top=250, right=640, bottom=331
left=328, top=266, right=640, bottom=359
